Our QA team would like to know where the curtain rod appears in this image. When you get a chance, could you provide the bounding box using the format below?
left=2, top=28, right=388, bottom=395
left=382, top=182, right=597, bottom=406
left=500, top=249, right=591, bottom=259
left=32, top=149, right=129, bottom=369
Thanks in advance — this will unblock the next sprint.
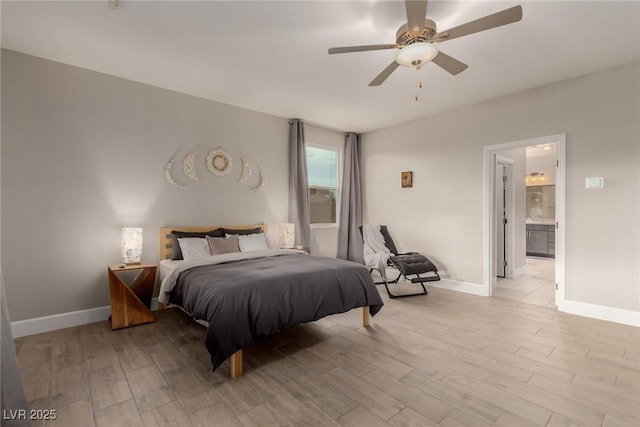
left=288, top=119, right=356, bottom=136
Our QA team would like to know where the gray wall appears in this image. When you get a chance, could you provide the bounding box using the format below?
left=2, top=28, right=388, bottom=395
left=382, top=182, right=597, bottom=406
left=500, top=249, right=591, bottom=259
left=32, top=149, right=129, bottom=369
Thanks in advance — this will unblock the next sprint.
left=362, top=61, right=640, bottom=312
left=2, top=50, right=291, bottom=321
left=0, top=16, right=28, bottom=424
left=3, top=48, right=638, bottom=321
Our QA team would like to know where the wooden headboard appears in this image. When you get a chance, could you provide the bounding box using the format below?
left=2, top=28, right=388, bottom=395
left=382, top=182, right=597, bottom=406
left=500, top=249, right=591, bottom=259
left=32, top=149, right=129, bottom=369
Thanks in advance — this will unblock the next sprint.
left=159, top=224, right=267, bottom=260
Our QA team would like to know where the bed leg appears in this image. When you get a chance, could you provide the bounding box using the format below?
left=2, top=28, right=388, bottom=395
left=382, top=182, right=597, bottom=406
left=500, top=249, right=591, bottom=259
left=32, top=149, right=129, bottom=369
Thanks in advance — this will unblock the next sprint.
left=230, top=350, right=243, bottom=379
left=362, top=306, right=370, bottom=327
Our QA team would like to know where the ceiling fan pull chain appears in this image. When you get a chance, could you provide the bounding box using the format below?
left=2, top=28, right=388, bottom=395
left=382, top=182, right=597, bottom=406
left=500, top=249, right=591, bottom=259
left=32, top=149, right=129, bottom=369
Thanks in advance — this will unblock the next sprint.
left=414, top=69, right=422, bottom=102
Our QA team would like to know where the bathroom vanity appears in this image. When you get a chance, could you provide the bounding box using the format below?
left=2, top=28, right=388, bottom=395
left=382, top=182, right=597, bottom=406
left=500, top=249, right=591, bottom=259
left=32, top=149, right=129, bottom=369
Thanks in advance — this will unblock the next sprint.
left=526, top=185, right=555, bottom=258
left=526, top=223, right=555, bottom=257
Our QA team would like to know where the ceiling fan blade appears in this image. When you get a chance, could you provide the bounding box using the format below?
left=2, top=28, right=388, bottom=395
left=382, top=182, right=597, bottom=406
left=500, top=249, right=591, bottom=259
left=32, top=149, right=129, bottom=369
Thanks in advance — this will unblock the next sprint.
left=369, top=62, right=400, bottom=86
left=432, top=51, right=468, bottom=75
left=405, top=0, right=429, bottom=32
left=434, top=5, right=523, bottom=42
left=328, top=44, right=399, bottom=54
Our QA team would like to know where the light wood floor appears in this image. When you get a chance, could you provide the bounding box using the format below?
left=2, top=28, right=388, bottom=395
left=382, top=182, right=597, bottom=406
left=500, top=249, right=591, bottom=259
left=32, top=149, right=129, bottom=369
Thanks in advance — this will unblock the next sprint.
left=494, top=257, right=556, bottom=307
left=15, top=285, right=639, bottom=427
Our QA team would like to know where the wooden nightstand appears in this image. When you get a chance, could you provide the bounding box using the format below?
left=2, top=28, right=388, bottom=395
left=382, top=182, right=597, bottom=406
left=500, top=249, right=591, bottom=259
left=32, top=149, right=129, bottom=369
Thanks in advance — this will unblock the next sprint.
left=108, top=263, right=157, bottom=330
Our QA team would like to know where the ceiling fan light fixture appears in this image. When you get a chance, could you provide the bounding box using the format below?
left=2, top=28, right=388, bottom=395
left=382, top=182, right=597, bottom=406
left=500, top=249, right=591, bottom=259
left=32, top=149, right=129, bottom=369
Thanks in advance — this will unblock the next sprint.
left=395, top=42, right=439, bottom=68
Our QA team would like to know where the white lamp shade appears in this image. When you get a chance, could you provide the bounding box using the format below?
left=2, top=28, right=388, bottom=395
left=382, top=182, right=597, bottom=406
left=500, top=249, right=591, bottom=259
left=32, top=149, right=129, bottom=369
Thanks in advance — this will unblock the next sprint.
left=395, top=42, right=439, bottom=68
left=278, top=223, right=295, bottom=249
left=122, top=227, right=143, bottom=264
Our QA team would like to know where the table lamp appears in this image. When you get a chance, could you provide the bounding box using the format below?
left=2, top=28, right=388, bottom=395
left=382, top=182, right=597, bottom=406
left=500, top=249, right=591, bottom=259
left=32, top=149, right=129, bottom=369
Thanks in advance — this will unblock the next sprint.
left=122, top=227, right=143, bottom=264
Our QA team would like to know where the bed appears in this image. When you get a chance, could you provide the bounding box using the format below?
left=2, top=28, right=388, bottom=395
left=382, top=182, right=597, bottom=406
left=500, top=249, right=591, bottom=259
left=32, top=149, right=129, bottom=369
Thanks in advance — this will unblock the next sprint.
left=157, top=225, right=384, bottom=378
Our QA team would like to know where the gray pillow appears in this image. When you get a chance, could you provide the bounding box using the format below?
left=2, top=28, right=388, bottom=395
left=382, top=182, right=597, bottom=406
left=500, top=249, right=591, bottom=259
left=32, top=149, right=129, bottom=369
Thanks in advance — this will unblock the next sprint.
left=170, top=229, right=224, bottom=260
left=206, top=234, right=240, bottom=255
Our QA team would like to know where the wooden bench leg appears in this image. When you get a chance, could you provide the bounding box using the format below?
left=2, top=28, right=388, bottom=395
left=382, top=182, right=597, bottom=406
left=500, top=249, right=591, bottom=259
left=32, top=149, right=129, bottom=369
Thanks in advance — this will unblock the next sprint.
left=230, top=350, right=243, bottom=379
left=363, top=306, right=370, bottom=327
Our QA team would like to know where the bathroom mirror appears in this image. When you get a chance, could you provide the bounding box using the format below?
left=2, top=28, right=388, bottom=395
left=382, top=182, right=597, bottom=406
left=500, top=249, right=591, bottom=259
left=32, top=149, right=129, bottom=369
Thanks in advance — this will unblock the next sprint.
left=526, top=185, right=555, bottom=221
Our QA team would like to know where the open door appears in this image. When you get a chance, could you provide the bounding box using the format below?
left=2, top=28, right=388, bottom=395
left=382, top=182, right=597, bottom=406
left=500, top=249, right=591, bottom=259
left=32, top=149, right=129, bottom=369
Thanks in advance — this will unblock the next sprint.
left=495, top=162, right=507, bottom=278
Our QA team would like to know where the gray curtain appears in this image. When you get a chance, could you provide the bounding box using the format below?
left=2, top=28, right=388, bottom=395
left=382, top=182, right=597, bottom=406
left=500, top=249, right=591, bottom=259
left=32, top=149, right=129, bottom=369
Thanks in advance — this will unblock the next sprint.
left=337, top=132, right=363, bottom=263
left=288, top=119, right=311, bottom=249
left=1, top=273, right=31, bottom=427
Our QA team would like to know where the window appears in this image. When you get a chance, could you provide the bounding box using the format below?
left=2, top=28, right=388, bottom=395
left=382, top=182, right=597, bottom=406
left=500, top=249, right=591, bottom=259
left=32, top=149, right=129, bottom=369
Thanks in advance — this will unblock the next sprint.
left=306, top=145, right=339, bottom=225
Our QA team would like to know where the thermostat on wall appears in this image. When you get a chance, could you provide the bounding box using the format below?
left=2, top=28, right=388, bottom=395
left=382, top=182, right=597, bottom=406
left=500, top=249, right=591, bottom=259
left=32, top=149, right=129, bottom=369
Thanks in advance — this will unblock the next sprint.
left=585, top=177, right=604, bottom=189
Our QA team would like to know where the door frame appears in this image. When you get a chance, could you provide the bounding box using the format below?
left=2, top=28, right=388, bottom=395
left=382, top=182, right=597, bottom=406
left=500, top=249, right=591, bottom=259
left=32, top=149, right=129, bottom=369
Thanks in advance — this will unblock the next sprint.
left=483, top=133, right=566, bottom=307
left=495, top=155, right=515, bottom=279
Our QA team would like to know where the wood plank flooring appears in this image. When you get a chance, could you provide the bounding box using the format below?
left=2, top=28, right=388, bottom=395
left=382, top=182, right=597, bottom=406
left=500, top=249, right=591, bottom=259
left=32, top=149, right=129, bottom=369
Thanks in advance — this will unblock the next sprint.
left=493, top=257, right=556, bottom=308
left=14, top=285, right=640, bottom=426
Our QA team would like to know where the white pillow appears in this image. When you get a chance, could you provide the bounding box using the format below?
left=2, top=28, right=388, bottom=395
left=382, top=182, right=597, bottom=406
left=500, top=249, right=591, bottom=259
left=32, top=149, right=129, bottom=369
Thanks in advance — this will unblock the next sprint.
left=177, top=237, right=211, bottom=261
left=232, top=233, right=269, bottom=252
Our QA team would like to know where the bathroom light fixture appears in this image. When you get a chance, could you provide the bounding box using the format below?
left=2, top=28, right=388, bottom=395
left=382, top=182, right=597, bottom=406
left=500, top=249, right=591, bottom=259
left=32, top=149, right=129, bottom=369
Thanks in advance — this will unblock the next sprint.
left=525, top=172, right=546, bottom=186
left=122, top=227, right=143, bottom=264
left=395, top=43, right=439, bottom=68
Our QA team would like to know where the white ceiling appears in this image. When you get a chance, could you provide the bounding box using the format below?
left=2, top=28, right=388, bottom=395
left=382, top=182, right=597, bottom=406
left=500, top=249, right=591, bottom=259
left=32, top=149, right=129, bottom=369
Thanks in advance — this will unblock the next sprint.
left=526, top=143, right=556, bottom=159
left=2, top=1, right=639, bottom=133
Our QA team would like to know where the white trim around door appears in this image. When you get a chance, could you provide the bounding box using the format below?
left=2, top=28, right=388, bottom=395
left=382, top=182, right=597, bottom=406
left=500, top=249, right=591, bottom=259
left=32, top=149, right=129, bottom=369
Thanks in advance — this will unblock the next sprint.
left=483, top=133, right=566, bottom=306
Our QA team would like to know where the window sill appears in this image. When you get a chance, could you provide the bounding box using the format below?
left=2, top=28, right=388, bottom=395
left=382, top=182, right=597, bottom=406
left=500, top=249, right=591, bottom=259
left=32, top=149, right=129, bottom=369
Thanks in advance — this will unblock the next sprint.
left=310, top=223, right=339, bottom=229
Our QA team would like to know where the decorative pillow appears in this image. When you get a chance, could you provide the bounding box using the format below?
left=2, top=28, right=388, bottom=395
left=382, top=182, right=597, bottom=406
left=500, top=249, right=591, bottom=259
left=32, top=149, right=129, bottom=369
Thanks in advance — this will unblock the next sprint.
left=236, top=233, right=269, bottom=252
left=220, top=227, right=263, bottom=236
left=170, top=229, right=224, bottom=260
left=206, top=234, right=240, bottom=255
left=177, top=237, right=211, bottom=261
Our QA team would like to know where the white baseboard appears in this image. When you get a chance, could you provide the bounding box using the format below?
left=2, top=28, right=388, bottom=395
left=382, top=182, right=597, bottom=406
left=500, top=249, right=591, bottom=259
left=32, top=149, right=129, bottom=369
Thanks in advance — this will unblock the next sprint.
left=11, top=305, right=111, bottom=338
left=512, top=265, right=527, bottom=279
left=13, top=293, right=638, bottom=338
left=11, top=298, right=161, bottom=338
left=432, top=279, right=638, bottom=327
left=430, top=278, right=488, bottom=296
left=559, top=299, right=640, bottom=327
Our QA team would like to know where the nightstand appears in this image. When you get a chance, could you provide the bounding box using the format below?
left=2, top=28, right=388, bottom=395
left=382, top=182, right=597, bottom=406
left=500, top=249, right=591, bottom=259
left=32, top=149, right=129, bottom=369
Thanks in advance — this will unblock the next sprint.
left=108, top=263, right=157, bottom=330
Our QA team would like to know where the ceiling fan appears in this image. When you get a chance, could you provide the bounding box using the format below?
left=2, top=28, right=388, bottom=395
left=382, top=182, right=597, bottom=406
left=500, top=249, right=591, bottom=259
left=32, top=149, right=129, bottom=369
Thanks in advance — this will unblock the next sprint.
left=328, top=0, right=523, bottom=86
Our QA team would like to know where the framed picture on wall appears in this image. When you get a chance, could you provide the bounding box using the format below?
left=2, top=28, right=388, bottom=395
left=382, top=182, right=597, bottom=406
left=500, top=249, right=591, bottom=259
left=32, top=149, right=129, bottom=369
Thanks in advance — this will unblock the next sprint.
left=401, top=171, right=413, bottom=188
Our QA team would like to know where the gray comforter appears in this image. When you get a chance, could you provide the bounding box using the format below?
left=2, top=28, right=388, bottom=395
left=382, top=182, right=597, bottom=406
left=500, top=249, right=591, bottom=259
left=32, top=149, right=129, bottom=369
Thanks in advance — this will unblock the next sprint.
left=166, top=251, right=383, bottom=370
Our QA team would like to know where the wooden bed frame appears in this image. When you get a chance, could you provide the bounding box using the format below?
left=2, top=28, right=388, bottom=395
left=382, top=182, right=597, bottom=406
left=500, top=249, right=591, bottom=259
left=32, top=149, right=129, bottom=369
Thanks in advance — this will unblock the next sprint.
left=158, top=224, right=371, bottom=379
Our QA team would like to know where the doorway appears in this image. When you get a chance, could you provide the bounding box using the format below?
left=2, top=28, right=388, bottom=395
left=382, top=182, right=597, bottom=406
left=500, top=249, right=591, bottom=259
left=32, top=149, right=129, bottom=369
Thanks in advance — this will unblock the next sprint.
left=483, top=134, right=565, bottom=308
